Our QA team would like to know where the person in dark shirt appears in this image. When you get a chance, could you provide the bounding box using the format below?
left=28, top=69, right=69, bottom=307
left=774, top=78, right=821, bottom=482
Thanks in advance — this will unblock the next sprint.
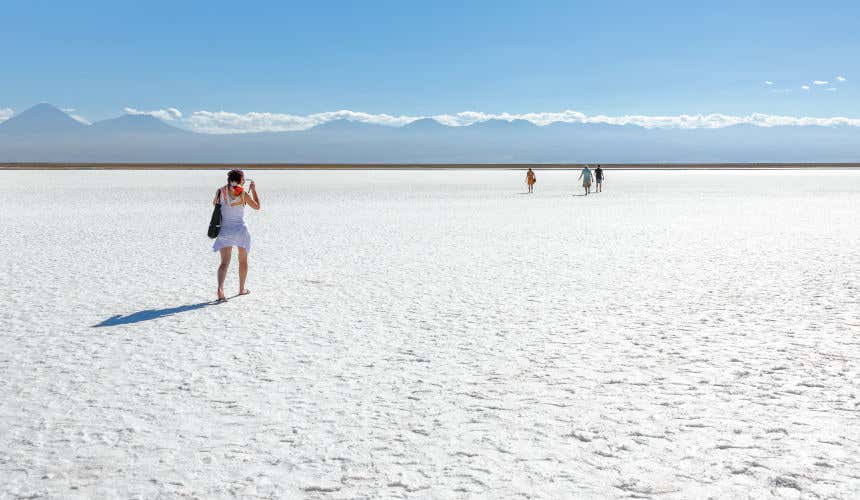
left=595, top=165, right=604, bottom=193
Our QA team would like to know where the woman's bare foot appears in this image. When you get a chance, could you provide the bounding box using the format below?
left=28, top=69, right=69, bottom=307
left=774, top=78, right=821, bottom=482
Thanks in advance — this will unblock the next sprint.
left=216, top=290, right=227, bottom=302
left=239, top=289, right=250, bottom=296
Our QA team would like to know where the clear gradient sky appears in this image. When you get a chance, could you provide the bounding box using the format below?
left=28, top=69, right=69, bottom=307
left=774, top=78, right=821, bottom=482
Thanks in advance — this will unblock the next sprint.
left=2, top=0, right=858, bottom=130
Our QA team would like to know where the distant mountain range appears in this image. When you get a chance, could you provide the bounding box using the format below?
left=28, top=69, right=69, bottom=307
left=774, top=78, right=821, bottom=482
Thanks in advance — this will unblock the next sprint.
left=2, top=103, right=860, bottom=163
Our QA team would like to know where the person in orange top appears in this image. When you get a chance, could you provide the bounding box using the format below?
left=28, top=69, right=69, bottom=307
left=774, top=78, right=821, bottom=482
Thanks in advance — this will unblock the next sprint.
left=526, top=168, right=536, bottom=193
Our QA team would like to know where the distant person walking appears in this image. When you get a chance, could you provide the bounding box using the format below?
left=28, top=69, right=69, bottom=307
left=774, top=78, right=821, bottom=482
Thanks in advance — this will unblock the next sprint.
left=526, top=168, right=536, bottom=193
left=578, top=165, right=593, bottom=196
left=212, top=169, right=260, bottom=302
left=595, top=165, right=604, bottom=193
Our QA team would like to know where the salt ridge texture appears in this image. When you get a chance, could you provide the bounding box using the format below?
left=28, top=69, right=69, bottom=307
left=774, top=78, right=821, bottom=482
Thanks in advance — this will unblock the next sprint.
left=1, top=169, right=859, bottom=498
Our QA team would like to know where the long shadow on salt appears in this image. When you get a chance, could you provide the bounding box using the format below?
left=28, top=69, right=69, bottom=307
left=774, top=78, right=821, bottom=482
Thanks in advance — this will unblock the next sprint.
left=93, top=301, right=214, bottom=327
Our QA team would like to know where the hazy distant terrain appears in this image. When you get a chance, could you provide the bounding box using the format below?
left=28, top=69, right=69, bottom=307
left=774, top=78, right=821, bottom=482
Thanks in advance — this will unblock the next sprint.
left=3, top=104, right=860, bottom=163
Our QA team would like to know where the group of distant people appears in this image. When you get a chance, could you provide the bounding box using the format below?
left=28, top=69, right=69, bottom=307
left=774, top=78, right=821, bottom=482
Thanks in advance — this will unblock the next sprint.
left=526, top=165, right=604, bottom=195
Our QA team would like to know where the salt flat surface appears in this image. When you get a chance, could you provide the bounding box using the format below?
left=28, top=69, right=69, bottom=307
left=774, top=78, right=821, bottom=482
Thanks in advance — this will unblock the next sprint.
left=1, top=169, right=859, bottom=499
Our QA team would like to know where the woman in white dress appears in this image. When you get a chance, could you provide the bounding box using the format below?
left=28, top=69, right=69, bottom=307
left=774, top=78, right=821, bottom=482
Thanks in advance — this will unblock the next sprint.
left=212, top=169, right=260, bottom=302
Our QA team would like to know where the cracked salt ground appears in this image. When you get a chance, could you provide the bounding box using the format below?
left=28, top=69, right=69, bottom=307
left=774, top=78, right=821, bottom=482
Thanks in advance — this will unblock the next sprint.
left=1, top=169, right=859, bottom=498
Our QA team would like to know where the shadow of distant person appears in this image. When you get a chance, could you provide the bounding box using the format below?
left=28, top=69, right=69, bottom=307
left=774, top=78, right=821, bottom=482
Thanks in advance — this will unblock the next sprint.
left=93, top=301, right=214, bottom=327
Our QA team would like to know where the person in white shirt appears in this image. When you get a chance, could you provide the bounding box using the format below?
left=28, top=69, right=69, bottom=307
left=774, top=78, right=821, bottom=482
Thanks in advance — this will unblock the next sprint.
left=578, top=165, right=593, bottom=196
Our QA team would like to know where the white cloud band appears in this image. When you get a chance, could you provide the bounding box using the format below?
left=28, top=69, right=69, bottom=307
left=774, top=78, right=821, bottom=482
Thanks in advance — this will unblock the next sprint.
left=124, top=107, right=183, bottom=121
left=60, top=107, right=90, bottom=124
left=178, top=109, right=860, bottom=133
left=0, top=108, right=14, bottom=122
left=71, top=115, right=91, bottom=125
left=184, top=109, right=417, bottom=134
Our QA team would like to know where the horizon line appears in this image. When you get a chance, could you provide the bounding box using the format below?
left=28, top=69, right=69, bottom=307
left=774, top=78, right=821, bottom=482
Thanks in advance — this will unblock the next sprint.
left=3, top=162, right=860, bottom=171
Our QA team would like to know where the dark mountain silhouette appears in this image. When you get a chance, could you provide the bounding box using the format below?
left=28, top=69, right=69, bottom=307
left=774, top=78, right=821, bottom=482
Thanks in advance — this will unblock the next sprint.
left=402, top=118, right=449, bottom=131
left=470, top=118, right=538, bottom=130
left=89, top=114, right=189, bottom=135
left=0, top=103, right=87, bottom=135
left=307, top=119, right=384, bottom=132
left=2, top=103, right=860, bottom=162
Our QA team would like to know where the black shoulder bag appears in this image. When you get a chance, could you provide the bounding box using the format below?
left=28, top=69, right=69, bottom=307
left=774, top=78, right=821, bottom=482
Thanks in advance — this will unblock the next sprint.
left=207, top=189, right=222, bottom=238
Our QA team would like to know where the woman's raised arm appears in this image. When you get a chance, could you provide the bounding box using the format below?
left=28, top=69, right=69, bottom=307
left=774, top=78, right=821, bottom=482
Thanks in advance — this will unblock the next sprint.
left=244, top=182, right=260, bottom=210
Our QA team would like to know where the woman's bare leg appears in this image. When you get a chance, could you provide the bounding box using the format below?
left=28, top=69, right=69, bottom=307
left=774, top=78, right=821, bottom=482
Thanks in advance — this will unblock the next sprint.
left=218, top=247, right=232, bottom=300
left=238, top=247, right=249, bottom=294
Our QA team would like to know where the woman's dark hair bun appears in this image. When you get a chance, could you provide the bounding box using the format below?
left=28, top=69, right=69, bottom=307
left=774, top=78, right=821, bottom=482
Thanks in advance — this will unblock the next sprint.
left=227, top=169, right=244, bottom=184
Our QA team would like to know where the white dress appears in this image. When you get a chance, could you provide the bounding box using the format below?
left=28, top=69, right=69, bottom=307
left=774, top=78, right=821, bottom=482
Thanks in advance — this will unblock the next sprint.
left=212, top=187, right=252, bottom=252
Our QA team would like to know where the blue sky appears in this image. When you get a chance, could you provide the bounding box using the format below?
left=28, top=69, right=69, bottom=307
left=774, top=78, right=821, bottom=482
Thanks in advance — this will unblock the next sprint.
left=2, top=0, right=858, bottom=131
